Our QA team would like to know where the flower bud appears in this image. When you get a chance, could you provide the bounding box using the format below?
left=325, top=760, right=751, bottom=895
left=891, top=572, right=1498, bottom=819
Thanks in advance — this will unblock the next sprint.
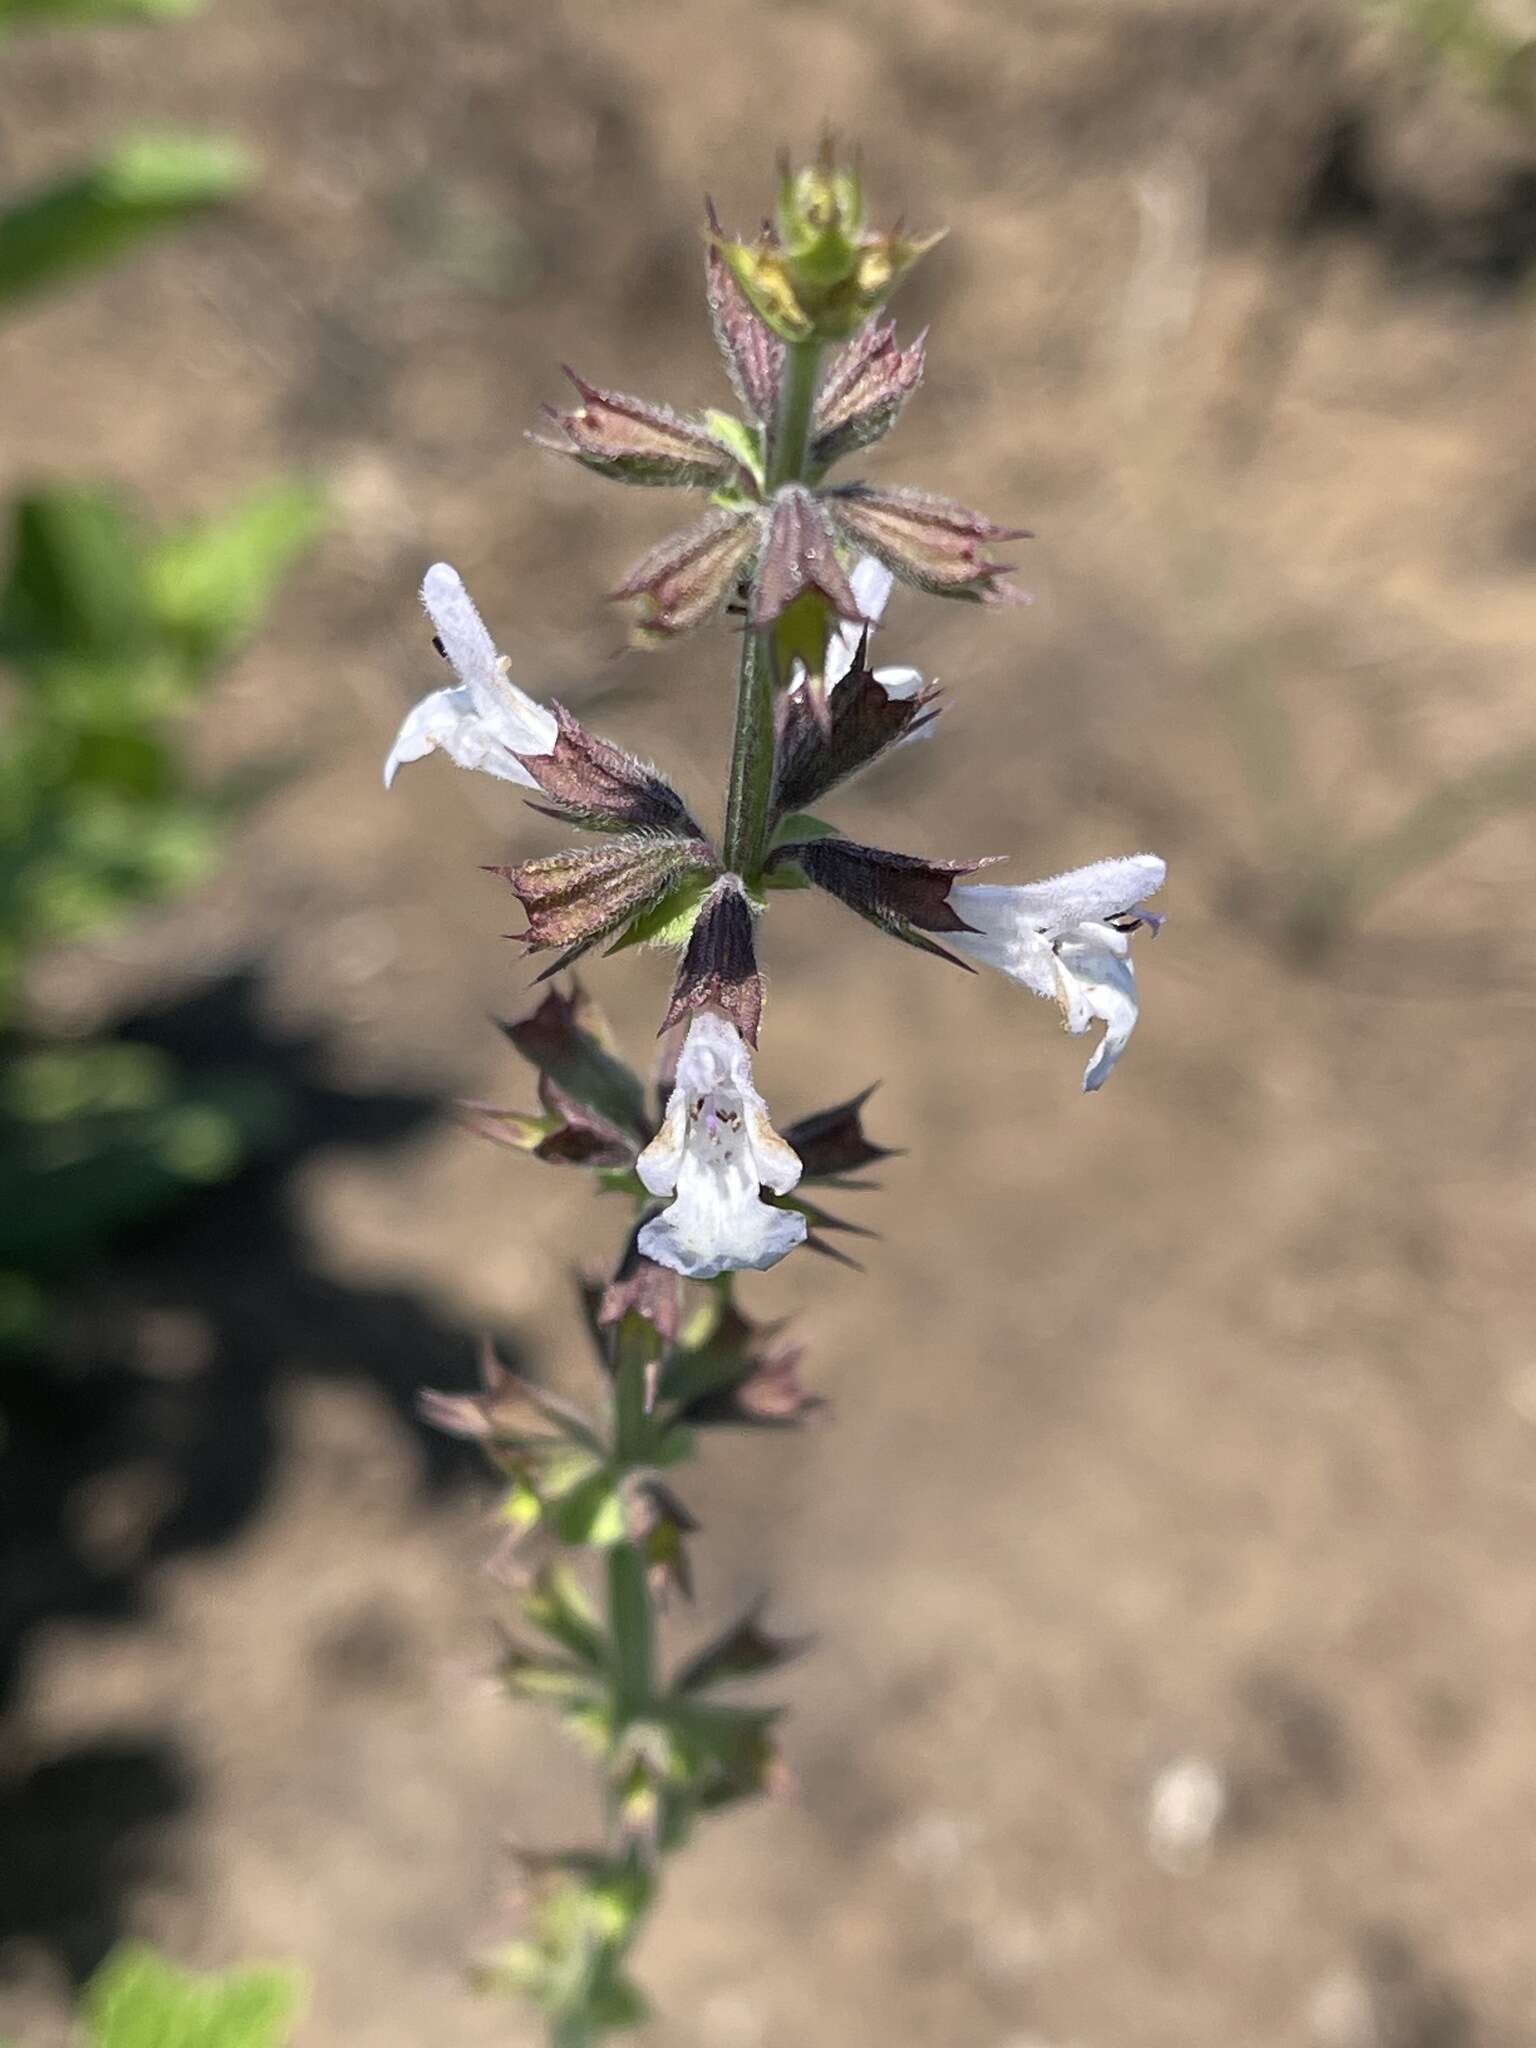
left=704, top=198, right=784, bottom=423
left=773, top=631, right=940, bottom=815
left=534, top=369, right=744, bottom=489
left=516, top=701, right=705, bottom=835
left=598, top=1233, right=683, bottom=1348
left=499, top=983, right=650, bottom=1142
left=494, top=835, right=717, bottom=976
left=611, top=505, right=759, bottom=642
left=657, top=1300, right=821, bottom=1429
left=825, top=482, right=1030, bottom=602
left=715, top=149, right=941, bottom=343
left=810, top=320, right=926, bottom=472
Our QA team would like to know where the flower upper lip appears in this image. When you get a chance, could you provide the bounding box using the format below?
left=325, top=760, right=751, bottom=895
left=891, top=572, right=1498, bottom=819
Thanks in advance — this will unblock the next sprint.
left=384, top=563, right=557, bottom=790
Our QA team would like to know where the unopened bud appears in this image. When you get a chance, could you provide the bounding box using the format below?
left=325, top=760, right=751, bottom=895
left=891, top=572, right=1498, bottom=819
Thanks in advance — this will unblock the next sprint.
left=517, top=702, right=704, bottom=835
left=825, top=482, right=1030, bottom=602
left=810, top=320, right=926, bottom=472
left=611, top=506, right=759, bottom=642
left=534, top=370, right=743, bottom=489
left=494, top=836, right=717, bottom=976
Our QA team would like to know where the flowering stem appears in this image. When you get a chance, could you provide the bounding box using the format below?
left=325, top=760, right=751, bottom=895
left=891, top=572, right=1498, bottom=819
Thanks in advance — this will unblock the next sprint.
left=721, top=337, right=823, bottom=877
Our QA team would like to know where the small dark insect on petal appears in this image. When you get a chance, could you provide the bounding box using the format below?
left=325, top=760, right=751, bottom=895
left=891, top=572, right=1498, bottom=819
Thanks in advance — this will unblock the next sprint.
left=432, top=634, right=448, bottom=659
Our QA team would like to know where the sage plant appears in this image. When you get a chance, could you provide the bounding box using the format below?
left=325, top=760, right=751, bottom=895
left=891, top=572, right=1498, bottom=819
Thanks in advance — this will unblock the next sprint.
left=386, top=151, right=1166, bottom=2043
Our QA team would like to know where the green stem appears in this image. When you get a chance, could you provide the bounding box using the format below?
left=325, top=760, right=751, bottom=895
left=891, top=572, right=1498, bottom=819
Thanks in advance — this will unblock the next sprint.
left=607, top=1542, right=652, bottom=1722
left=721, top=336, right=823, bottom=878
left=766, top=335, right=822, bottom=491
left=608, top=1326, right=655, bottom=1724
left=721, top=626, right=773, bottom=878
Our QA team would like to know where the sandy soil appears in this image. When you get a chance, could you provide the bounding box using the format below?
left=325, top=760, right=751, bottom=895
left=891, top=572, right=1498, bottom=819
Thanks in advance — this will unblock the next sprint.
left=3, top=1, right=1536, bottom=2043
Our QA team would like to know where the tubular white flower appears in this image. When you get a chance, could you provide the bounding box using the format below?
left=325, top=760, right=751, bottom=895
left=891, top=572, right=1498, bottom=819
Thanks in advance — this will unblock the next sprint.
left=636, top=1012, right=806, bottom=1280
left=948, top=854, right=1166, bottom=1092
left=384, top=563, right=559, bottom=789
left=809, top=554, right=925, bottom=704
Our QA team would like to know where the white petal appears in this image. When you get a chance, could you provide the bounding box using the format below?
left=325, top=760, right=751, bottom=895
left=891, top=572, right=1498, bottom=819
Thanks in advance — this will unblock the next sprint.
left=745, top=1104, right=803, bottom=1195
left=635, top=1093, right=687, bottom=1197
left=826, top=555, right=897, bottom=691
left=639, top=1194, right=806, bottom=1281
left=945, top=886, right=1059, bottom=998
left=871, top=662, right=925, bottom=703
left=386, top=564, right=558, bottom=788
left=849, top=554, right=894, bottom=626
left=972, top=855, right=1166, bottom=940
left=421, top=562, right=502, bottom=700
left=1055, top=930, right=1140, bottom=1092
left=383, top=684, right=538, bottom=789
left=635, top=1013, right=806, bottom=1277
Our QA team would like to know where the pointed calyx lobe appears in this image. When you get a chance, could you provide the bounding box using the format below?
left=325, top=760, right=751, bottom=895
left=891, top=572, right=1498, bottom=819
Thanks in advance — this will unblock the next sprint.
left=457, top=977, right=647, bottom=1164
left=752, top=485, right=858, bottom=628
left=825, top=483, right=1029, bottom=602
left=661, top=873, right=764, bottom=1047
left=773, top=631, right=940, bottom=815
left=768, top=834, right=998, bottom=968
left=535, top=370, right=744, bottom=489
left=611, top=505, right=759, bottom=642
left=518, top=700, right=704, bottom=835
left=810, top=320, right=925, bottom=472
left=705, top=198, right=784, bottom=422
left=782, top=1086, right=895, bottom=1181
left=493, top=835, right=717, bottom=978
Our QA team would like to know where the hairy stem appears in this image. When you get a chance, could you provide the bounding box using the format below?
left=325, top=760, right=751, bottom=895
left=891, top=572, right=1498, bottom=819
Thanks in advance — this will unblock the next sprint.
left=608, top=1328, right=655, bottom=1724
left=721, top=337, right=823, bottom=877
left=766, top=336, right=821, bottom=491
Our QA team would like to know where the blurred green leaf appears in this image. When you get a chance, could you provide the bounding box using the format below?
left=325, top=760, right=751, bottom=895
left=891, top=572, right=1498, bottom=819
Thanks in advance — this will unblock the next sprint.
left=0, top=1042, right=288, bottom=1270
left=81, top=1945, right=301, bottom=2048
left=0, top=487, right=149, bottom=661
left=522, top=1563, right=609, bottom=1669
left=148, top=480, right=325, bottom=668
left=0, top=133, right=252, bottom=309
left=0, top=0, right=202, bottom=23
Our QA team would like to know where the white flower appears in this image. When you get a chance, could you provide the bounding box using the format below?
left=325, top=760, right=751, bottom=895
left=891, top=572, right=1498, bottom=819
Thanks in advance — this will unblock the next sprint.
left=384, top=563, right=558, bottom=789
left=948, top=854, right=1166, bottom=1092
left=804, top=554, right=926, bottom=704
left=636, top=1012, right=806, bottom=1280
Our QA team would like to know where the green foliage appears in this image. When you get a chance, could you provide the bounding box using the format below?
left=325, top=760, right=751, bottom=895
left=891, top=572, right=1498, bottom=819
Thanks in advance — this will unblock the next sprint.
left=0, top=0, right=202, bottom=26
left=0, top=0, right=321, bottom=1322
left=0, top=480, right=323, bottom=1025
left=0, top=135, right=253, bottom=310
left=1368, top=0, right=1536, bottom=116
left=81, top=1945, right=302, bottom=2048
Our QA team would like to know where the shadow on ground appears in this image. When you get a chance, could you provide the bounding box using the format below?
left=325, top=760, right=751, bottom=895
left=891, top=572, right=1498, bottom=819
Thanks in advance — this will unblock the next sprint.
left=0, top=972, right=513, bottom=1986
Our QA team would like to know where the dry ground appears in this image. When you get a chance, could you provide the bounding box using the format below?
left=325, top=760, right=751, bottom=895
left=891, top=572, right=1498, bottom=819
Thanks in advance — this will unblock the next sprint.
left=3, top=0, right=1536, bottom=2043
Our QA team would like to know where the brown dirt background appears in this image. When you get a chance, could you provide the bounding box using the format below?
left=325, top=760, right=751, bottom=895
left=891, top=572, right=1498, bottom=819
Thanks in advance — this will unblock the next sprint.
left=4, top=0, right=1536, bottom=2042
